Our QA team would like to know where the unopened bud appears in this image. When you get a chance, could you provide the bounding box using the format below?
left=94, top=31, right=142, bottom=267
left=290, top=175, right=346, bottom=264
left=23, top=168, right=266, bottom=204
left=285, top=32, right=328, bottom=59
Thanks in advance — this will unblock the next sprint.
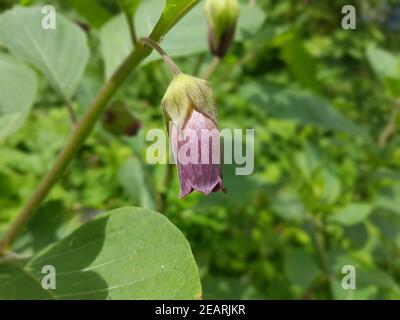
left=205, top=0, right=240, bottom=58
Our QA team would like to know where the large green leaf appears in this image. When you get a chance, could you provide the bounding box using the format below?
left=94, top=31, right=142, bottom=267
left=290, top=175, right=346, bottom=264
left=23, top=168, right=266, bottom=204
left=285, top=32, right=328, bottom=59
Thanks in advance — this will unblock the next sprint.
left=0, top=207, right=201, bottom=299
left=241, top=83, right=365, bottom=136
left=0, top=6, right=89, bottom=99
left=12, top=201, right=81, bottom=256
left=100, top=0, right=265, bottom=78
left=0, top=53, right=37, bottom=143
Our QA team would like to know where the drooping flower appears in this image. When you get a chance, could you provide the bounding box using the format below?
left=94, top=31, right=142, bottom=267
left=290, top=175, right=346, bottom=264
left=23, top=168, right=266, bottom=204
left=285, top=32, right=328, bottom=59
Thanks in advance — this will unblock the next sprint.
left=205, top=0, right=240, bottom=57
left=139, top=37, right=224, bottom=198
left=162, top=74, right=224, bottom=198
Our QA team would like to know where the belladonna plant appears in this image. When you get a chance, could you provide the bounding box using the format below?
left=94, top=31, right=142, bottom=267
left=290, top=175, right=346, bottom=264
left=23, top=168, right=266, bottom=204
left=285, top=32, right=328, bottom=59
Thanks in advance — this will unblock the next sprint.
left=141, top=38, right=224, bottom=198
left=0, top=0, right=235, bottom=254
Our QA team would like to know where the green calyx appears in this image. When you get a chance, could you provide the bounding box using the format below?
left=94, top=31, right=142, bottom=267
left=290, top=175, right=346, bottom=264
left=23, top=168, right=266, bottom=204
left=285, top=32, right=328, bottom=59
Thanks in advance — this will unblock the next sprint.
left=161, top=74, right=217, bottom=131
left=205, top=0, right=239, bottom=40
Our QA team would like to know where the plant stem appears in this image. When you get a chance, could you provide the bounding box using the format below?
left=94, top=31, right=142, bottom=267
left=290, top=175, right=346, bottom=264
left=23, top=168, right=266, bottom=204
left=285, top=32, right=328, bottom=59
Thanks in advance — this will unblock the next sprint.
left=65, top=98, right=78, bottom=127
left=378, top=99, right=400, bottom=147
left=117, top=0, right=137, bottom=46
left=124, top=11, right=138, bottom=46
left=202, top=56, right=221, bottom=80
left=0, top=45, right=152, bottom=254
left=140, top=37, right=182, bottom=77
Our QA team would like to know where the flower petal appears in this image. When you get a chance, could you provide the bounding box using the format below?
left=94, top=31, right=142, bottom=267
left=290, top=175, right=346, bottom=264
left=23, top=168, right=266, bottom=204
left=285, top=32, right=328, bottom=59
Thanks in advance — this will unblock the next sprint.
left=171, top=110, right=224, bottom=198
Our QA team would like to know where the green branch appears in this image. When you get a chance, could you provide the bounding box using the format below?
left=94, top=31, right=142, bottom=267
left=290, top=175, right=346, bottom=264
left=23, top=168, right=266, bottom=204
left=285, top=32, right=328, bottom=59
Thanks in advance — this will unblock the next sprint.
left=140, top=37, right=182, bottom=77
left=124, top=11, right=138, bottom=46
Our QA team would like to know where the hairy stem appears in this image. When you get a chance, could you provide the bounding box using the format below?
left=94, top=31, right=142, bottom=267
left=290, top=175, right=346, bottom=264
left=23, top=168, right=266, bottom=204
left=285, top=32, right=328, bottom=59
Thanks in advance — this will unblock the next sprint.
left=0, top=45, right=153, bottom=253
left=140, top=37, right=182, bottom=77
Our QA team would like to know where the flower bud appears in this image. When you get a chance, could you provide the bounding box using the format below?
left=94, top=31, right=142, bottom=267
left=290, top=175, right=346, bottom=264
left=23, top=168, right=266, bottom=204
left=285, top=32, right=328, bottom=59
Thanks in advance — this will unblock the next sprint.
left=161, top=74, right=224, bottom=198
left=205, top=0, right=240, bottom=58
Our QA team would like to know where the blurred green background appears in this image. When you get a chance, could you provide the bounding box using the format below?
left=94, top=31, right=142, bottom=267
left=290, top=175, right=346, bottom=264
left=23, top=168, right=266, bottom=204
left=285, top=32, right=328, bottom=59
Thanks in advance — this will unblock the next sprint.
left=1, top=0, right=400, bottom=299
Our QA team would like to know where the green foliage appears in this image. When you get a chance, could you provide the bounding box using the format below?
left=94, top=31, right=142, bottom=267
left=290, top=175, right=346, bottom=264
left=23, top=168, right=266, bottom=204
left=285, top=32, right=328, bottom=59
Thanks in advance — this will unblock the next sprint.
left=151, top=0, right=203, bottom=39
left=1, top=0, right=400, bottom=300
left=99, top=0, right=265, bottom=77
left=366, top=45, right=400, bottom=97
left=281, top=34, right=321, bottom=93
left=0, top=6, right=89, bottom=99
left=0, top=54, right=37, bottom=142
left=0, top=0, right=202, bottom=300
left=241, top=83, right=364, bottom=136
left=284, top=248, right=321, bottom=291
left=117, top=0, right=140, bottom=17
left=67, top=0, right=112, bottom=28
left=118, top=157, right=157, bottom=209
left=329, top=203, right=372, bottom=226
